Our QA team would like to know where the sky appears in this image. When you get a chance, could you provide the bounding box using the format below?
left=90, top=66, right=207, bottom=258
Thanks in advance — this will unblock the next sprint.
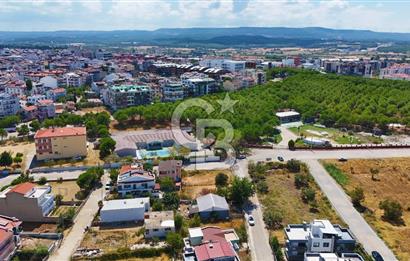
left=0, top=0, right=410, bottom=33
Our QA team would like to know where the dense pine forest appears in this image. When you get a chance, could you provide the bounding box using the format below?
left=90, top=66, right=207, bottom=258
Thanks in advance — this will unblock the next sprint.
left=113, top=69, right=410, bottom=143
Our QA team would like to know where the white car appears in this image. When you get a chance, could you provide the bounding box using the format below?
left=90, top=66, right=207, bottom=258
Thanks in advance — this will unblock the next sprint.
left=248, top=215, right=255, bottom=226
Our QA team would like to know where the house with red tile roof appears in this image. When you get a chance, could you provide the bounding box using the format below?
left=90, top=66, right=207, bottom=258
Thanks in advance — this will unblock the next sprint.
left=34, top=127, right=87, bottom=160
left=0, top=215, right=22, bottom=260
left=117, top=164, right=155, bottom=197
left=0, top=183, right=55, bottom=222
left=194, top=241, right=238, bottom=261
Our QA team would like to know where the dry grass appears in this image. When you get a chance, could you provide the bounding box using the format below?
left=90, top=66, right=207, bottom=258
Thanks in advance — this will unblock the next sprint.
left=116, top=254, right=170, bottom=261
left=22, top=223, right=58, bottom=233
left=201, top=217, right=245, bottom=230
left=80, top=226, right=145, bottom=252
left=181, top=169, right=233, bottom=199
left=48, top=180, right=81, bottom=201
left=259, top=168, right=343, bottom=244
left=0, top=142, right=35, bottom=170
left=50, top=206, right=77, bottom=217
left=20, top=237, right=55, bottom=249
left=76, top=106, right=110, bottom=115
left=323, top=158, right=410, bottom=261
left=37, top=146, right=103, bottom=167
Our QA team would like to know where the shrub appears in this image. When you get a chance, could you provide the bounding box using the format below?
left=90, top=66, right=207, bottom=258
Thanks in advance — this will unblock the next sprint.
left=286, top=159, right=301, bottom=173
left=235, top=223, right=248, bottom=243
left=215, top=172, right=229, bottom=187
left=38, top=176, right=48, bottom=185
left=256, top=180, right=269, bottom=194
left=263, top=210, right=283, bottom=230
left=269, top=236, right=284, bottom=261
left=379, top=199, right=403, bottom=223
left=301, top=187, right=316, bottom=203
left=294, top=174, right=310, bottom=189
left=350, top=187, right=365, bottom=207
left=55, top=194, right=63, bottom=206
left=288, top=139, right=295, bottom=150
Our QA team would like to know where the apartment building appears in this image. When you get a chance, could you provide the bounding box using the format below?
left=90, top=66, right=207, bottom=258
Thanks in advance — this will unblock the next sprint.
left=380, top=63, right=410, bottom=81
left=284, top=220, right=357, bottom=261
left=199, top=59, right=246, bottom=72
left=34, top=127, right=87, bottom=160
left=117, top=164, right=156, bottom=197
left=0, top=183, right=55, bottom=222
left=158, top=160, right=182, bottom=181
left=0, top=215, right=22, bottom=261
left=182, top=78, right=219, bottom=97
left=161, top=82, right=185, bottom=102
left=105, top=84, right=152, bottom=110
left=0, top=93, right=20, bottom=118
left=61, top=72, right=83, bottom=87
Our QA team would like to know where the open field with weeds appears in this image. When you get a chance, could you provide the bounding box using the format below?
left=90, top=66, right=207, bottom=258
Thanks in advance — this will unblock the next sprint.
left=181, top=169, right=233, bottom=199
left=80, top=226, right=145, bottom=253
left=322, top=158, right=410, bottom=260
left=48, top=180, right=82, bottom=201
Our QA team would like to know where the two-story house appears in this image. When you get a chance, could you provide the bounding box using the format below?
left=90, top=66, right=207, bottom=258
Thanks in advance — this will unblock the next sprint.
left=0, top=215, right=22, bottom=261
left=117, top=164, right=156, bottom=197
left=284, top=220, right=358, bottom=261
left=158, top=160, right=182, bottom=182
left=0, top=183, right=55, bottom=222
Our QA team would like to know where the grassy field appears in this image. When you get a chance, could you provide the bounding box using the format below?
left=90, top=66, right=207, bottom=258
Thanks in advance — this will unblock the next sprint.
left=80, top=226, right=145, bottom=252
left=50, top=206, right=77, bottom=217
left=255, top=163, right=343, bottom=244
left=322, top=158, right=410, bottom=261
left=181, top=169, right=233, bottom=199
left=0, top=142, right=35, bottom=170
left=48, top=180, right=82, bottom=201
left=289, top=124, right=383, bottom=145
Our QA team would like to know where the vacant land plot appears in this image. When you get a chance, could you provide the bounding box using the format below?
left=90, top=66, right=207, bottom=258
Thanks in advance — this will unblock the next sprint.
left=36, top=146, right=103, bottom=168
left=20, top=237, right=55, bottom=250
left=48, top=180, right=81, bottom=201
left=80, top=226, right=145, bottom=253
left=50, top=205, right=77, bottom=217
left=253, top=163, right=343, bottom=244
left=289, top=124, right=383, bottom=144
left=181, top=169, right=233, bottom=199
left=0, top=142, right=35, bottom=170
left=322, top=158, right=410, bottom=261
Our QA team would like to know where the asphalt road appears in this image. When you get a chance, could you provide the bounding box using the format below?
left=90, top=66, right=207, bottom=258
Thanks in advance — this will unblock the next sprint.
left=49, top=174, right=108, bottom=261
left=304, top=159, right=397, bottom=261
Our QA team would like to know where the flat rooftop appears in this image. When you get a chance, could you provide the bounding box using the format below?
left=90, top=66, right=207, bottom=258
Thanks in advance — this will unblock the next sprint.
left=101, top=198, right=149, bottom=211
left=276, top=111, right=300, bottom=118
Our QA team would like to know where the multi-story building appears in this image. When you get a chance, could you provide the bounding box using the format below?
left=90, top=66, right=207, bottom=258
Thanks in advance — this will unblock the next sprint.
left=0, top=215, right=22, bottom=261
left=105, top=84, right=152, bottom=110
left=62, top=72, right=82, bottom=87
left=0, top=183, right=55, bottom=222
left=380, top=63, right=410, bottom=81
left=158, top=160, right=182, bottom=181
left=161, top=82, right=185, bottom=102
left=37, top=99, right=56, bottom=119
left=46, top=88, right=66, bottom=101
left=34, top=127, right=87, bottom=160
left=199, top=59, right=246, bottom=72
left=0, top=93, right=20, bottom=118
left=284, top=220, right=357, bottom=261
left=181, top=77, right=219, bottom=97
left=117, top=164, right=156, bottom=196
left=27, top=94, right=47, bottom=105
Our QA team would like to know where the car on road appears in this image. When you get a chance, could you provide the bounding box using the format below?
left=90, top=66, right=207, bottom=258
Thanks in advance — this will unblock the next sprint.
left=277, top=156, right=284, bottom=162
left=371, top=251, right=384, bottom=261
left=248, top=215, right=255, bottom=226
left=338, top=157, right=348, bottom=162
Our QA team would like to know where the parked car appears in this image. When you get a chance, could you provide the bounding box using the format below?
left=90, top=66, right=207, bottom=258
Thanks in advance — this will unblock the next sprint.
left=277, top=156, right=284, bottom=162
left=338, top=158, right=348, bottom=162
left=371, top=251, right=384, bottom=261
left=248, top=215, right=255, bottom=226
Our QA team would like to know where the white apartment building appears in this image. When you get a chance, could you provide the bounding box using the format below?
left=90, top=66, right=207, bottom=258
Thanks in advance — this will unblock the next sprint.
left=161, top=82, right=184, bottom=102
left=117, top=165, right=156, bottom=196
left=62, top=72, right=82, bottom=87
left=199, top=59, right=246, bottom=72
left=100, top=198, right=150, bottom=223
left=27, top=94, right=47, bottom=105
left=0, top=93, right=20, bottom=118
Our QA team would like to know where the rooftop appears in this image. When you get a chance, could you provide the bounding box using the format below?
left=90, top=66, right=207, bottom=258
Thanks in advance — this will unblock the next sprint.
left=276, top=111, right=300, bottom=118
left=34, top=127, right=86, bottom=139
left=145, top=211, right=174, bottom=229
left=101, top=198, right=149, bottom=211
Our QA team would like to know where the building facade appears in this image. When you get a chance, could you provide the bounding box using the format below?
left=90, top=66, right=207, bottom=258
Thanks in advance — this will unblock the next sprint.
left=158, top=160, right=183, bottom=181
left=34, top=127, right=87, bottom=160
left=117, top=165, right=156, bottom=196
left=0, top=93, right=20, bottom=118
left=105, top=85, right=152, bottom=110
left=0, top=183, right=55, bottom=222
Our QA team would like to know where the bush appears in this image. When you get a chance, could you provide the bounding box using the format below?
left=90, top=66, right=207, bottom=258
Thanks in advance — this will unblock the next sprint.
left=301, top=187, right=316, bottom=203
left=269, top=236, right=284, bottom=261
left=256, top=180, right=269, bottom=194
left=294, top=174, right=310, bottom=189
left=263, top=210, right=283, bottom=230
left=288, top=139, right=295, bottom=150
left=379, top=199, right=403, bottom=223
left=235, top=223, right=248, bottom=243
left=350, top=187, right=365, bottom=207
left=174, top=213, right=184, bottom=232
left=166, top=232, right=184, bottom=256
left=38, top=176, right=48, bottom=185
left=15, top=245, right=48, bottom=261
left=286, top=159, right=301, bottom=173
left=215, top=172, right=229, bottom=187
left=55, top=194, right=63, bottom=206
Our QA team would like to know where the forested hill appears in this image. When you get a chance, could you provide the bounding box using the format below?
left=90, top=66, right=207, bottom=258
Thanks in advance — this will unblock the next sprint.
left=113, top=70, right=410, bottom=142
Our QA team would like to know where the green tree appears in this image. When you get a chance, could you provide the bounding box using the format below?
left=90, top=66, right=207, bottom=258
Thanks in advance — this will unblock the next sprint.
left=152, top=200, right=164, bottom=211
left=76, top=168, right=102, bottom=191
left=159, top=177, right=175, bottom=192
left=17, top=124, right=30, bottom=137
left=25, top=79, right=33, bottom=91
left=174, top=213, right=184, bottom=232
left=301, top=187, right=316, bottom=203
left=55, top=194, right=63, bottom=206
left=162, top=192, right=180, bottom=210
left=230, top=177, right=254, bottom=207
left=350, top=187, right=365, bottom=207
left=165, top=232, right=184, bottom=256
left=269, top=235, right=284, bottom=261
left=288, top=139, right=295, bottom=150
left=287, top=159, right=301, bottom=173
left=379, top=199, right=403, bottom=223
left=215, top=172, right=229, bottom=187
left=294, top=174, right=310, bottom=189
left=263, top=210, right=283, bottom=230
left=99, top=137, right=116, bottom=159
left=109, top=168, right=119, bottom=183
left=38, top=176, right=48, bottom=185
left=29, top=120, right=41, bottom=132
left=0, top=128, right=7, bottom=141
left=256, top=180, right=269, bottom=194
left=0, top=151, right=13, bottom=167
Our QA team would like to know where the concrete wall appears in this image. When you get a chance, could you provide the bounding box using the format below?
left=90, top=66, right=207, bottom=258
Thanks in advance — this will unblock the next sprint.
left=100, top=207, right=145, bottom=223
left=36, top=134, right=87, bottom=160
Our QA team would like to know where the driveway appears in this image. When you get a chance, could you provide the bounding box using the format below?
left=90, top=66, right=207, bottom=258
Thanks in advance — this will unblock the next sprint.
left=304, top=159, right=397, bottom=261
left=49, top=174, right=108, bottom=261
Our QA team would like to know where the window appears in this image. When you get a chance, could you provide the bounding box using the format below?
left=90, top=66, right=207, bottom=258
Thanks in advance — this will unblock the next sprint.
left=323, top=243, right=330, bottom=247
left=153, top=229, right=159, bottom=232
left=313, top=242, right=320, bottom=247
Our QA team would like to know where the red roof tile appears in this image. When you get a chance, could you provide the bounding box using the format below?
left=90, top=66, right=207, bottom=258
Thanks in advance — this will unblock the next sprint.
left=7, top=182, right=35, bottom=195
left=194, top=241, right=235, bottom=261
left=0, top=229, right=13, bottom=244
left=34, top=127, right=86, bottom=139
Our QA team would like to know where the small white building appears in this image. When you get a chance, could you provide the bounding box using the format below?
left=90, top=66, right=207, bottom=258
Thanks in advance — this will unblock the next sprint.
left=100, top=198, right=150, bottom=223
left=144, top=211, right=175, bottom=238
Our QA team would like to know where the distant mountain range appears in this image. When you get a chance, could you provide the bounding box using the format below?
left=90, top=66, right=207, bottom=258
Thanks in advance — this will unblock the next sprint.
left=1, top=27, right=410, bottom=47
